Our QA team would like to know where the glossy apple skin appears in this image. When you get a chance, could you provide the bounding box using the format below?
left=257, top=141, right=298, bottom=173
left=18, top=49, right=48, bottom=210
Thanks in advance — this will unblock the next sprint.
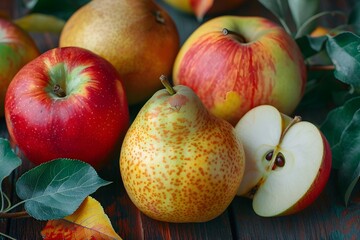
left=5, top=47, right=130, bottom=168
left=0, top=18, right=39, bottom=116
left=282, top=134, right=332, bottom=215
left=173, top=16, right=307, bottom=126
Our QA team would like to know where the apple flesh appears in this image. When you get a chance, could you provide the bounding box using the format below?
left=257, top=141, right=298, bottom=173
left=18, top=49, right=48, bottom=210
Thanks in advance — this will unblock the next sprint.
left=5, top=47, right=130, bottom=168
left=173, top=16, right=307, bottom=126
left=0, top=18, right=39, bottom=116
left=234, top=105, right=332, bottom=216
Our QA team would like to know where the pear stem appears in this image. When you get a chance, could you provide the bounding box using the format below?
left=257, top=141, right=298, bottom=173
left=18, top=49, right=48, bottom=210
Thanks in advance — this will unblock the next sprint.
left=160, top=75, right=176, bottom=95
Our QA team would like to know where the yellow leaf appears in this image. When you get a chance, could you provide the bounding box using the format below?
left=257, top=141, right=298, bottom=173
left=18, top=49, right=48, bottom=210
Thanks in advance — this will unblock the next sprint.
left=41, top=196, right=122, bottom=240
left=14, top=13, right=65, bottom=33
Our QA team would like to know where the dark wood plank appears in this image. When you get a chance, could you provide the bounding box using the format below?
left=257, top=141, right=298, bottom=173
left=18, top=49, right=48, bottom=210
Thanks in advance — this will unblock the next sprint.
left=230, top=172, right=360, bottom=239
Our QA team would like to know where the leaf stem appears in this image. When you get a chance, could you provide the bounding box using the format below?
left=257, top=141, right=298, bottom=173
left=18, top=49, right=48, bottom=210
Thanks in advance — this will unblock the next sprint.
left=0, top=210, right=30, bottom=219
left=295, top=10, right=348, bottom=38
left=2, top=200, right=26, bottom=213
left=0, top=191, right=11, bottom=212
left=0, top=231, right=17, bottom=240
left=308, top=65, right=335, bottom=71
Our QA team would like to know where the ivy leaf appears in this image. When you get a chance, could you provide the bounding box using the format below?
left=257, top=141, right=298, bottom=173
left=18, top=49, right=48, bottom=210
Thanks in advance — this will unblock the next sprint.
left=320, top=96, right=360, bottom=168
left=288, top=0, right=319, bottom=32
left=335, top=109, right=360, bottom=206
left=0, top=138, right=22, bottom=187
left=326, top=32, right=360, bottom=89
left=15, top=158, right=111, bottom=220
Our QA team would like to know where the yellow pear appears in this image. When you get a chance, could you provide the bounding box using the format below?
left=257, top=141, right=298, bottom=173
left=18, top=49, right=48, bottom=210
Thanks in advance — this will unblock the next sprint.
left=59, top=0, right=180, bottom=105
left=120, top=76, right=245, bottom=223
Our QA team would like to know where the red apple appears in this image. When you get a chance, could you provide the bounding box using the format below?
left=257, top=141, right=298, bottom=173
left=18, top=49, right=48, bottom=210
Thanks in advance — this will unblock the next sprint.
left=0, top=18, right=39, bottom=116
left=234, top=105, right=332, bottom=216
left=5, top=47, right=130, bottom=168
left=173, top=16, right=307, bottom=126
left=162, top=0, right=247, bottom=21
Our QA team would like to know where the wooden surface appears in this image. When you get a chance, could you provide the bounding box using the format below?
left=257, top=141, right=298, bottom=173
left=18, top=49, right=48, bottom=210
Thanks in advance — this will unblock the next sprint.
left=1, top=0, right=360, bottom=239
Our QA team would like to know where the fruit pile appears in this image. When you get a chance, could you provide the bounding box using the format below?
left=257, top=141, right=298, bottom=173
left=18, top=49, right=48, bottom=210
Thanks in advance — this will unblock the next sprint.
left=4, top=0, right=360, bottom=230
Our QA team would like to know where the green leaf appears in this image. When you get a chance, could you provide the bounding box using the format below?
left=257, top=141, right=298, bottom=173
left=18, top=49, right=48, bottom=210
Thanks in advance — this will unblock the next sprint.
left=335, top=109, right=360, bottom=206
left=348, top=2, right=360, bottom=34
left=258, top=0, right=288, bottom=19
left=288, top=0, right=319, bottom=32
left=25, top=0, right=90, bottom=20
left=326, top=32, right=360, bottom=89
left=14, top=14, right=66, bottom=33
left=15, top=158, right=111, bottom=220
left=320, top=96, right=360, bottom=168
left=296, top=35, right=328, bottom=59
left=0, top=138, right=22, bottom=186
left=258, top=0, right=292, bottom=34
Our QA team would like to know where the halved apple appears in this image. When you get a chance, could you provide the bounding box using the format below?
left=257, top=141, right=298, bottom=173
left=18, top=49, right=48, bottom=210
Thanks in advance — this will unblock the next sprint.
left=234, top=105, right=332, bottom=217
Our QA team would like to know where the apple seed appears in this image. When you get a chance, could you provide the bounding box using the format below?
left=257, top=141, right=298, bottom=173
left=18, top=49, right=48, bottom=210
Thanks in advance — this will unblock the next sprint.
left=265, top=150, right=285, bottom=170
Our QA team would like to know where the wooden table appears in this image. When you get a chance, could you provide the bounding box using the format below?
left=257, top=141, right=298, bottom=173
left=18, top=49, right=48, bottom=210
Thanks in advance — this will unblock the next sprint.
left=1, top=0, right=359, bottom=239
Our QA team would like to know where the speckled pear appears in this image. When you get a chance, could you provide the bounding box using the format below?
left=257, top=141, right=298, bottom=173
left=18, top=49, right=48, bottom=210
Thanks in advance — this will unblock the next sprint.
left=120, top=76, right=245, bottom=223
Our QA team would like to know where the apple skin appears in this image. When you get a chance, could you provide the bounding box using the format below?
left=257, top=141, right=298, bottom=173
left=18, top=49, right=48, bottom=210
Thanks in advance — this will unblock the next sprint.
left=173, top=16, right=307, bottom=126
left=162, top=0, right=247, bottom=21
left=0, top=18, right=40, bottom=116
left=5, top=47, right=130, bottom=168
left=59, top=0, right=180, bottom=105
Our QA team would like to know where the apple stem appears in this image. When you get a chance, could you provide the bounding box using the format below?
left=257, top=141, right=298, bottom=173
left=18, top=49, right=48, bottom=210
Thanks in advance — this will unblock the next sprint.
left=53, top=84, right=66, bottom=98
left=280, top=116, right=302, bottom=143
left=160, top=75, right=176, bottom=95
left=265, top=116, right=302, bottom=173
left=222, top=28, right=246, bottom=43
left=155, top=10, right=165, bottom=24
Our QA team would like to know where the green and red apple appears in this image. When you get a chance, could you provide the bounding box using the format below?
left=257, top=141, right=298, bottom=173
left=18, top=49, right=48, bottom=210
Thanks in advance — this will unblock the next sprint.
left=59, top=0, right=180, bottom=105
left=120, top=76, right=245, bottom=222
left=5, top=47, right=130, bottom=168
left=234, top=105, right=332, bottom=216
left=162, top=0, right=247, bottom=21
left=173, top=16, right=307, bottom=126
left=0, top=18, right=39, bottom=116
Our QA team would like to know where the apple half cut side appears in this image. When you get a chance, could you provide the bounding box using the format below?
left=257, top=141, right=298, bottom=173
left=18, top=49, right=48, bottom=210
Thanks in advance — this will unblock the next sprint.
left=234, top=105, right=332, bottom=217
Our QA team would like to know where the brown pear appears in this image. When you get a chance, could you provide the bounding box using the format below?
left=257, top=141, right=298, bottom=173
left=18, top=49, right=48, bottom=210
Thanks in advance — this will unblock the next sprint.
left=59, top=0, right=180, bottom=105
